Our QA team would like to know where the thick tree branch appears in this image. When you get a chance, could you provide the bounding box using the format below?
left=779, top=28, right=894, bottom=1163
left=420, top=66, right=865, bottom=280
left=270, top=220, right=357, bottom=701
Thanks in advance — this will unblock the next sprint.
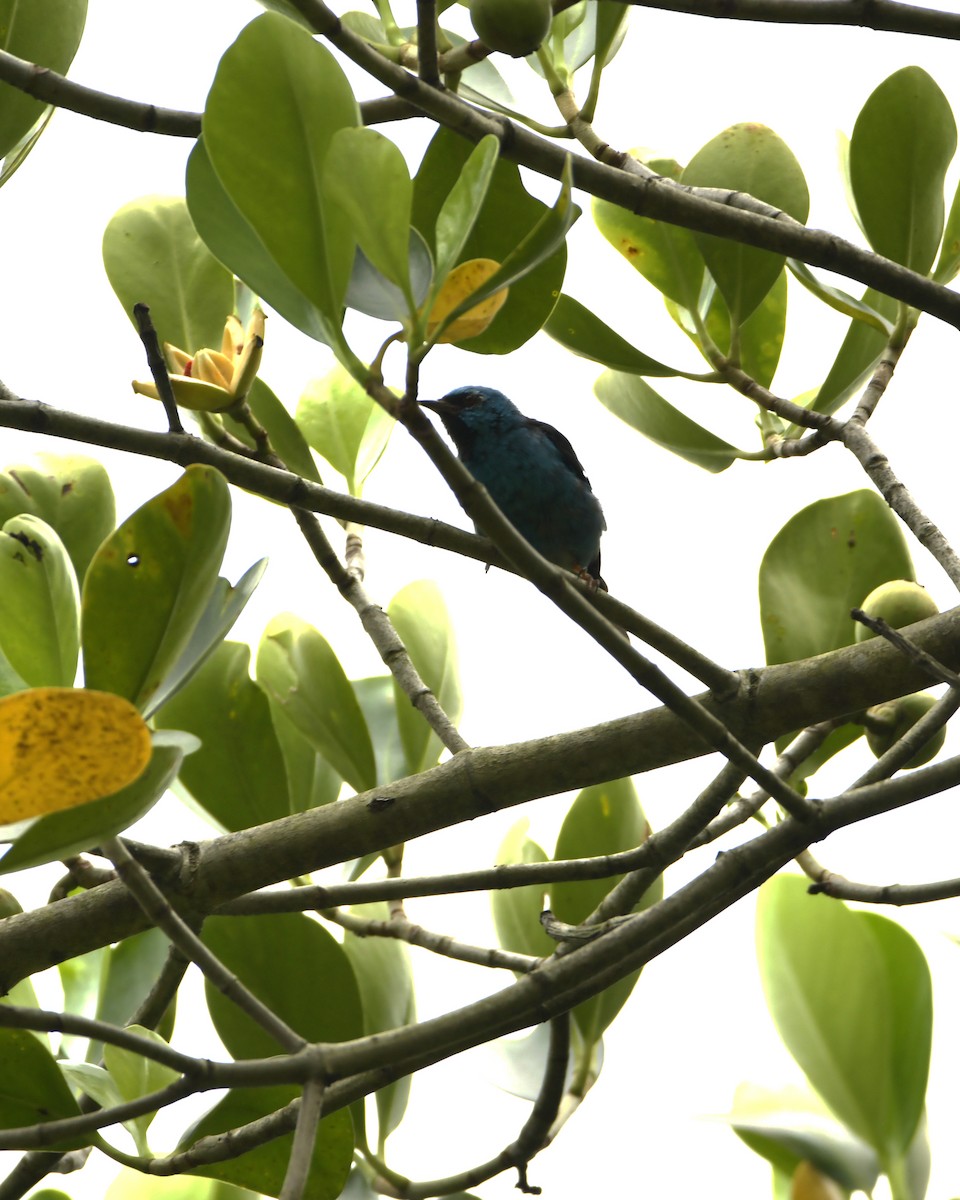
left=618, top=0, right=960, bottom=39
left=2, top=605, right=960, bottom=989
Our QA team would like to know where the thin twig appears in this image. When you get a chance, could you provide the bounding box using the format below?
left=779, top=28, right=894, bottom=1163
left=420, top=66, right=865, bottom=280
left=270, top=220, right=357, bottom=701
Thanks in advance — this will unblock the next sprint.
left=132, top=305, right=184, bottom=434
left=101, top=836, right=306, bottom=1054
left=368, top=1016, right=569, bottom=1199
left=842, top=421, right=960, bottom=589
left=323, top=906, right=539, bottom=972
left=693, top=719, right=846, bottom=846
left=416, top=0, right=440, bottom=85
left=581, top=758, right=749, bottom=927
left=850, top=611, right=960, bottom=686
left=280, top=1077, right=326, bottom=1200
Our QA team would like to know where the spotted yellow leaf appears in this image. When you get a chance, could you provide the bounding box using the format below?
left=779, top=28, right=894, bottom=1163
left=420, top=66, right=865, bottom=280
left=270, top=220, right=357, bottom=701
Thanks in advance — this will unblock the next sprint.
left=426, top=258, right=509, bottom=343
left=0, top=688, right=152, bottom=822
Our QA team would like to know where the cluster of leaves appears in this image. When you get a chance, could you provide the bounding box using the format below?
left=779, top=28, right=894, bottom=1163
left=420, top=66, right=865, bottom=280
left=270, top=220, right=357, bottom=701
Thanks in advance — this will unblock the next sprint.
left=547, top=66, right=959, bottom=472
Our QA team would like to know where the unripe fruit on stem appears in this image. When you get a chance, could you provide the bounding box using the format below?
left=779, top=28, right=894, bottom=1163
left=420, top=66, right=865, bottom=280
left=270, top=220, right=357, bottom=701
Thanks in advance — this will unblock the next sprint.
left=470, top=0, right=552, bottom=56
left=865, top=692, right=946, bottom=769
left=854, top=579, right=938, bottom=642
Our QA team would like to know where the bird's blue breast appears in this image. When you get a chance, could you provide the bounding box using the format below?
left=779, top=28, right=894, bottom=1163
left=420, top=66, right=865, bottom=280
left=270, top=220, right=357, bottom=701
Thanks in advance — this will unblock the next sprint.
left=464, top=423, right=605, bottom=573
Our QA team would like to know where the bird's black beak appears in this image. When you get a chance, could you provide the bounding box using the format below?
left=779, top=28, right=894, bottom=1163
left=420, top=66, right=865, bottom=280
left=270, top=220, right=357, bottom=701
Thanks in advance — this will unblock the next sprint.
left=418, top=398, right=449, bottom=415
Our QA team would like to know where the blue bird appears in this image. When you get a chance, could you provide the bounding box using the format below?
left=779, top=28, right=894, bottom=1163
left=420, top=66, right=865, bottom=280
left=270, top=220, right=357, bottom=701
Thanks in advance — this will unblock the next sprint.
left=420, top=385, right=608, bottom=590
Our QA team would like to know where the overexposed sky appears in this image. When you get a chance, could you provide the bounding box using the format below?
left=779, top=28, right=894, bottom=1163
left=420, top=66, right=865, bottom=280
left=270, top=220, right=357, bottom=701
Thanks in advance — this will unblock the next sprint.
left=4, top=3, right=960, bottom=1197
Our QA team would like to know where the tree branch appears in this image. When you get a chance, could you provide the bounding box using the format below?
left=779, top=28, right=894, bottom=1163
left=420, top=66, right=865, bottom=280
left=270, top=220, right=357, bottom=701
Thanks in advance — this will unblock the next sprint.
left=619, top=0, right=960, bottom=39
left=288, top=0, right=960, bottom=328
left=3, top=605, right=960, bottom=988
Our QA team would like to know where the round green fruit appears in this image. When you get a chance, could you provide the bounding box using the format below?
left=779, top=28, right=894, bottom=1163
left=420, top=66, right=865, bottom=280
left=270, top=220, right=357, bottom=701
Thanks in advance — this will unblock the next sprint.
left=854, top=579, right=938, bottom=642
left=865, top=692, right=946, bottom=769
left=471, top=0, right=552, bottom=56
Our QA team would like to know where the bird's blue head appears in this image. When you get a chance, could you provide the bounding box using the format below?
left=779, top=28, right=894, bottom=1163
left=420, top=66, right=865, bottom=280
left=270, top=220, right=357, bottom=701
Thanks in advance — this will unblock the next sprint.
left=420, top=386, right=525, bottom=452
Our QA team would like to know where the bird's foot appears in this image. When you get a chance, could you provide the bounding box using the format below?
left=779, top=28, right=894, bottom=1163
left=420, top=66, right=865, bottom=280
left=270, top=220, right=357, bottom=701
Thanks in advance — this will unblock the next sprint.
left=573, top=565, right=601, bottom=592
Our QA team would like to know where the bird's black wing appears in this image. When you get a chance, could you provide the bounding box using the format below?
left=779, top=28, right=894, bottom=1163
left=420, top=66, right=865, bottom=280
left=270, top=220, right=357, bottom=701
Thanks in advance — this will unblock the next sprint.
left=525, top=418, right=592, bottom=486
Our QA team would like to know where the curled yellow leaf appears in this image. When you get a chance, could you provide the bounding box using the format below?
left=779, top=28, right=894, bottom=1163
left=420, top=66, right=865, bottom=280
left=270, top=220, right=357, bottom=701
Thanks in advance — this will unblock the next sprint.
left=0, top=688, right=152, bottom=822
left=426, top=258, right=509, bottom=343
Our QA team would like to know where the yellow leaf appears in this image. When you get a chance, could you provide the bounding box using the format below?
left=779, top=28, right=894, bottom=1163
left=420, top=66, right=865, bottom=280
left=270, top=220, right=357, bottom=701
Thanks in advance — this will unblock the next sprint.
left=426, top=258, right=509, bottom=343
left=0, top=688, right=152, bottom=822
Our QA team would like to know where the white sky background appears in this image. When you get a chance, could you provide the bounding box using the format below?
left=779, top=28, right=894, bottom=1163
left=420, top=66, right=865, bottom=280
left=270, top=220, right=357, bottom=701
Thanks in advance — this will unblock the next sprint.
left=5, top=1, right=960, bottom=1197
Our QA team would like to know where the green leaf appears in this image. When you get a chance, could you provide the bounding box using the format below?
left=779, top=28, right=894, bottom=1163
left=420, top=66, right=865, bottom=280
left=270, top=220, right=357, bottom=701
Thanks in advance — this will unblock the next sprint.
left=386, top=581, right=462, bottom=775
left=724, top=1083, right=880, bottom=1194
left=352, top=677, right=406, bottom=787
left=81, top=465, right=232, bottom=712
left=552, top=778, right=659, bottom=1047
left=592, top=158, right=704, bottom=308
left=202, top=12, right=360, bottom=329
left=0, top=1028, right=83, bottom=1148
left=0, top=0, right=86, bottom=159
left=222, top=378, right=322, bottom=485
left=343, top=233, right=433, bottom=322
left=849, top=66, right=956, bottom=274
left=0, top=107, right=51, bottom=191
left=412, top=127, right=568, bottom=353
left=183, top=1087, right=353, bottom=1200
left=57, top=947, right=106, bottom=1059
left=324, top=127, right=416, bottom=303
left=0, top=730, right=194, bottom=874
left=535, top=0, right=626, bottom=77
left=486, top=1024, right=563, bottom=1103
left=103, top=1026, right=180, bottom=1155
left=102, top=196, right=234, bottom=354
left=342, top=903, right=416, bottom=1143
left=594, top=370, right=741, bottom=472
left=800, top=289, right=899, bottom=427
left=701, top=268, right=787, bottom=388
left=0, top=515, right=79, bottom=687
left=296, top=368, right=394, bottom=496
left=758, top=489, right=915, bottom=665
left=785, top=723, right=865, bottom=792
left=682, top=125, right=809, bottom=325
left=787, top=260, right=895, bottom=335
left=433, top=134, right=500, bottom=286
left=268, top=696, right=341, bottom=812
left=491, top=819, right=554, bottom=960
left=154, top=642, right=292, bottom=831
left=90, top=928, right=177, bottom=1062
left=106, top=1168, right=258, bottom=1199
left=256, top=615, right=376, bottom=793
left=544, top=294, right=699, bottom=377
left=0, top=455, right=115, bottom=586
left=186, top=138, right=332, bottom=345
left=143, top=558, right=266, bottom=719
left=202, top=912, right=363, bottom=1058
left=934, top=175, right=960, bottom=283
left=757, top=876, right=932, bottom=1161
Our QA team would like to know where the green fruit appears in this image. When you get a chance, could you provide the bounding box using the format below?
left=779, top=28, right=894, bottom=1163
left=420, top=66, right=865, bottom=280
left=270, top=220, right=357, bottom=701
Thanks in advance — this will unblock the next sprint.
left=854, top=579, right=938, bottom=642
left=471, top=0, right=552, bottom=56
left=865, top=692, right=946, bottom=768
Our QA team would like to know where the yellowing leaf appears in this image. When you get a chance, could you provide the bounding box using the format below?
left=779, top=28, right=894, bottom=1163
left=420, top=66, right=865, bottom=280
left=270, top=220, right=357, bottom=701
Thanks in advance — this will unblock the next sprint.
left=426, top=258, right=508, bottom=342
left=0, top=688, right=152, bottom=822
